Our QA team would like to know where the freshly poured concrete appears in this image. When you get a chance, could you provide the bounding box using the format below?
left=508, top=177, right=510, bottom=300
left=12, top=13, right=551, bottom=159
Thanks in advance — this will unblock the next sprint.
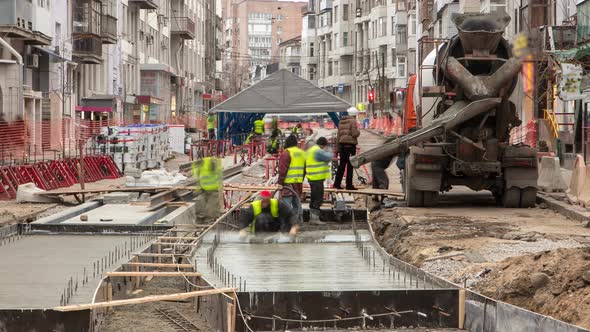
left=0, top=234, right=137, bottom=308
left=55, top=204, right=160, bottom=226
left=196, top=230, right=437, bottom=292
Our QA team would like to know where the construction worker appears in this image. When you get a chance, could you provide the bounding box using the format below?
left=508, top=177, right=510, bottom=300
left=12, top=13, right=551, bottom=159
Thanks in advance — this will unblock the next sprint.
left=334, top=107, right=360, bottom=190
left=191, top=157, right=222, bottom=224
left=244, top=131, right=255, bottom=144
left=291, top=122, right=303, bottom=138
left=238, top=190, right=298, bottom=237
left=267, top=132, right=280, bottom=154
left=277, top=134, right=305, bottom=220
left=254, top=117, right=265, bottom=137
left=306, top=137, right=333, bottom=225
left=207, top=111, right=216, bottom=139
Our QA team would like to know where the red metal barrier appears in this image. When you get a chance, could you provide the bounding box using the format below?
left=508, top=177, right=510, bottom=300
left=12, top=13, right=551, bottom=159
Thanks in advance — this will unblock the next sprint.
left=0, top=154, right=123, bottom=201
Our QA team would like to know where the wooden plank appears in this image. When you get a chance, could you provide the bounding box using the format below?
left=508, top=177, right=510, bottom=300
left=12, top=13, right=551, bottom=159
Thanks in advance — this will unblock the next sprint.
left=123, top=262, right=193, bottom=268
left=154, top=242, right=196, bottom=246
left=158, top=236, right=200, bottom=241
left=133, top=253, right=190, bottom=258
left=39, top=186, right=170, bottom=196
left=53, top=287, right=236, bottom=312
left=107, top=272, right=202, bottom=277
left=222, top=184, right=404, bottom=197
left=458, top=289, right=466, bottom=329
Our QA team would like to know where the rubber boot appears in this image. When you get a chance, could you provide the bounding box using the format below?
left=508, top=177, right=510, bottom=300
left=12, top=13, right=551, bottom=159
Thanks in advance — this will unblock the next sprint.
left=309, top=209, right=326, bottom=226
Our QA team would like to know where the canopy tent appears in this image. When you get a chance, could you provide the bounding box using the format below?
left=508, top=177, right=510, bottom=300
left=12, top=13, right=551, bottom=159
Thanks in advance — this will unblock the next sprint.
left=211, top=69, right=352, bottom=142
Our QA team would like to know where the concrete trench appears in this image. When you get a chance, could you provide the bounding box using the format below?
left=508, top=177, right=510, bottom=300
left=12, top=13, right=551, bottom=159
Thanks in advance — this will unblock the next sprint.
left=0, top=194, right=589, bottom=332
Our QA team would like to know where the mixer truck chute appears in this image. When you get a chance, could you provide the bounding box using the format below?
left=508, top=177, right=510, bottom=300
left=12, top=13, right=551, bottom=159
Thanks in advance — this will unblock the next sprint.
left=350, top=13, right=538, bottom=208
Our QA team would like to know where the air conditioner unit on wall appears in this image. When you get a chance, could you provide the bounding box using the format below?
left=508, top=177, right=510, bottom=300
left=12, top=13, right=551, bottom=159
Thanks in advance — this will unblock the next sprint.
left=26, top=54, right=39, bottom=68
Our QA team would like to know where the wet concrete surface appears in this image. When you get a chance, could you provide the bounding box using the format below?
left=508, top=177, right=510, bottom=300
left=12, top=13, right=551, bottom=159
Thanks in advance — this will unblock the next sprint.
left=0, top=234, right=147, bottom=308
left=196, top=230, right=439, bottom=292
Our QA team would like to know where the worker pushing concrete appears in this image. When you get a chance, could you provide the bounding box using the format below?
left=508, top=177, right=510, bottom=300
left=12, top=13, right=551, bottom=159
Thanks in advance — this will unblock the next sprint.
left=238, top=190, right=298, bottom=238
left=306, top=137, right=333, bottom=225
left=277, top=134, right=305, bottom=222
left=191, top=157, right=222, bottom=225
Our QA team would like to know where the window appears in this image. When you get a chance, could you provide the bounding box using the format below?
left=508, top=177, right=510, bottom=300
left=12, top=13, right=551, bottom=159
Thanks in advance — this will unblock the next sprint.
left=379, top=17, right=386, bottom=37
left=397, top=56, right=406, bottom=77
left=334, top=6, right=338, bottom=23
left=277, top=26, right=282, bottom=34
left=490, top=0, right=507, bottom=14
left=328, top=61, right=333, bottom=76
left=343, top=31, right=348, bottom=46
left=396, top=0, right=405, bottom=11
left=308, top=15, right=316, bottom=29
left=397, top=24, right=407, bottom=43
left=277, top=14, right=283, bottom=21
left=409, top=14, right=416, bottom=35
left=391, top=17, right=395, bottom=35
left=277, top=38, right=282, bottom=45
left=343, top=4, right=349, bottom=21
left=391, top=48, right=396, bottom=66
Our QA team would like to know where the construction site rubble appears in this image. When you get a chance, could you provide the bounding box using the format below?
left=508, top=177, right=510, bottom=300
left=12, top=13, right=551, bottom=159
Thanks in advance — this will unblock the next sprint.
left=16, top=183, right=64, bottom=204
left=125, top=169, right=187, bottom=187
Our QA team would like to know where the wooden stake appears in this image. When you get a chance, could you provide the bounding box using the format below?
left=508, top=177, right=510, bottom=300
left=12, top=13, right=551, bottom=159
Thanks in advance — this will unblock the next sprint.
left=458, top=289, right=466, bottom=329
left=135, top=256, right=140, bottom=288
left=54, top=287, right=236, bottom=312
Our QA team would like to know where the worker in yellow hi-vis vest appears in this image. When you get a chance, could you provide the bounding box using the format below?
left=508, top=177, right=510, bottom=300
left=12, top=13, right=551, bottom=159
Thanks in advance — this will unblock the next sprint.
left=238, top=190, right=298, bottom=238
left=254, top=118, right=265, bottom=137
left=191, top=157, right=222, bottom=224
left=305, top=137, right=333, bottom=225
left=277, top=134, right=305, bottom=224
left=207, top=111, right=216, bottom=139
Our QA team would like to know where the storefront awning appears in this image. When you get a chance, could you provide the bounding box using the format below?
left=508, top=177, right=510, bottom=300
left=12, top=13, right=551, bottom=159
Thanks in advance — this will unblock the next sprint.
left=135, top=95, right=163, bottom=105
left=75, top=105, right=113, bottom=112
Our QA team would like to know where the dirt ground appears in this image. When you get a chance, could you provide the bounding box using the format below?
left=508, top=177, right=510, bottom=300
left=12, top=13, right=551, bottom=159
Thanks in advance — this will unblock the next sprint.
left=361, top=130, right=590, bottom=329
left=100, top=277, right=214, bottom=332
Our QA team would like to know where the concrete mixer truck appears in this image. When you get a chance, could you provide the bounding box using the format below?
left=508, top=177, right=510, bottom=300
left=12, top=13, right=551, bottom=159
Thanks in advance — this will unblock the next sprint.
left=350, top=13, right=538, bottom=208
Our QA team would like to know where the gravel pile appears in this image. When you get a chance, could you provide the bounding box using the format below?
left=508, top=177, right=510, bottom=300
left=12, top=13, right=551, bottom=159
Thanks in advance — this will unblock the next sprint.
left=421, top=259, right=467, bottom=279
left=481, top=239, right=584, bottom=262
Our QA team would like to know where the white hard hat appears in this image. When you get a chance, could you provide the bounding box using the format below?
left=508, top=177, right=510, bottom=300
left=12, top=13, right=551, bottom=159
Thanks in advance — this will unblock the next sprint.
left=347, top=107, right=359, bottom=116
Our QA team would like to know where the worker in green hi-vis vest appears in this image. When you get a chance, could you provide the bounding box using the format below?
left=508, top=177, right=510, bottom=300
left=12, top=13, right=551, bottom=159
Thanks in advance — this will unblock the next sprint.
left=191, top=157, right=222, bottom=225
left=207, top=111, right=216, bottom=140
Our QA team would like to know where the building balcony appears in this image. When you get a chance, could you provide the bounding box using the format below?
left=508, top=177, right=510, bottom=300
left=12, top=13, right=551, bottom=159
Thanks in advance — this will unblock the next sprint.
left=319, top=0, right=332, bottom=12
left=101, top=14, right=117, bottom=45
left=0, top=0, right=51, bottom=45
left=73, top=35, right=103, bottom=64
left=171, top=17, right=196, bottom=39
left=128, top=0, right=159, bottom=10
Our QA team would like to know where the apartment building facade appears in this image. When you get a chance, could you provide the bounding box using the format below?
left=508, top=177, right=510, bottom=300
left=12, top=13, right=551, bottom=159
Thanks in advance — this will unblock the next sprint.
left=0, top=0, right=219, bottom=132
left=300, top=0, right=417, bottom=112
left=222, top=0, right=305, bottom=92
left=279, top=35, right=302, bottom=75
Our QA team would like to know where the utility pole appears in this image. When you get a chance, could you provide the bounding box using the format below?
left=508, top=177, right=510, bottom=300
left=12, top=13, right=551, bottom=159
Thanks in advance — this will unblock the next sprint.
left=380, top=51, right=386, bottom=115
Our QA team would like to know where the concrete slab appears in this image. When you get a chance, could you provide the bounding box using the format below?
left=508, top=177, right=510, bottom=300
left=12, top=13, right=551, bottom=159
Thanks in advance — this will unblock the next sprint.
left=0, top=234, right=142, bottom=309
left=58, top=204, right=158, bottom=226
left=196, top=230, right=439, bottom=292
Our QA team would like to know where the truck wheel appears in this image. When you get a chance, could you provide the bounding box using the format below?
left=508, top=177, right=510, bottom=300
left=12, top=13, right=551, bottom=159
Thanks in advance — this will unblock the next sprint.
left=519, top=187, right=537, bottom=208
left=502, top=187, right=521, bottom=208
left=406, top=186, right=424, bottom=207
left=423, top=191, right=439, bottom=207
